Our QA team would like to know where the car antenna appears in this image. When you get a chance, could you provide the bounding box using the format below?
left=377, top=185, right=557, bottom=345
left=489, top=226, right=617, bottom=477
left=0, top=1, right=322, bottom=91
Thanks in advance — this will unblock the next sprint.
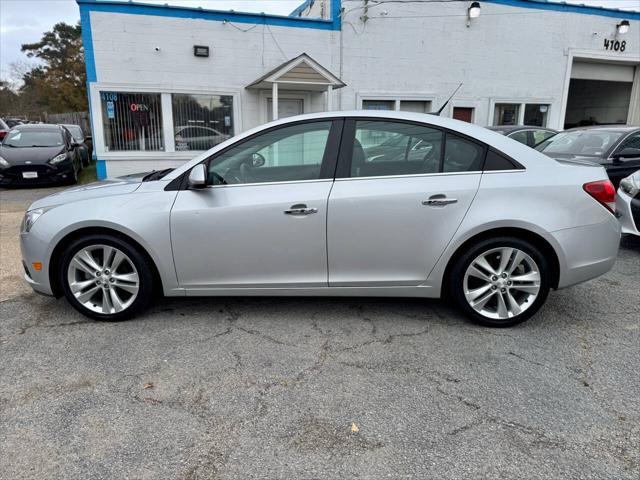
left=431, top=83, right=463, bottom=116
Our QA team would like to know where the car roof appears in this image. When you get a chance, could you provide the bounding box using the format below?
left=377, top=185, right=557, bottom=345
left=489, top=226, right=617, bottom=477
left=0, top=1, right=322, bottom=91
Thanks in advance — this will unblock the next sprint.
left=487, top=125, right=556, bottom=133
left=164, top=110, right=559, bottom=181
left=564, top=125, right=639, bottom=133
left=12, top=123, right=64, bottom=131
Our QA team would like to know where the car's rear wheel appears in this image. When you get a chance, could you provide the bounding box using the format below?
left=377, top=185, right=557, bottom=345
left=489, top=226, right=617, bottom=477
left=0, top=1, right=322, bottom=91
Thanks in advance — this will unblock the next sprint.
left=59, top=234, right=154, bottom=321
left=450, top=237, right=550, bottom=327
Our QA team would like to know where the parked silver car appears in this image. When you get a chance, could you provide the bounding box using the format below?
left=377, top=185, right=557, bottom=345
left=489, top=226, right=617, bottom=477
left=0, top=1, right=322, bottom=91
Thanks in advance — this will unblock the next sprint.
left=20, top=112, right=620, bottom=327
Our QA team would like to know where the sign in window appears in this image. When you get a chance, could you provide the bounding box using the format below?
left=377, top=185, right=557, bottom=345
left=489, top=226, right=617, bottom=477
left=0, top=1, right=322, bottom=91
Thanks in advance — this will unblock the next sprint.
left=100, top=92, right=164, bottom=151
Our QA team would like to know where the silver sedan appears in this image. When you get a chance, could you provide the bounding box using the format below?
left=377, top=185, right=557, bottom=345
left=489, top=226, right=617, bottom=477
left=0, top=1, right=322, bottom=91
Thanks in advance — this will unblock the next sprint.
left=20, top=111, right=620, bottom=327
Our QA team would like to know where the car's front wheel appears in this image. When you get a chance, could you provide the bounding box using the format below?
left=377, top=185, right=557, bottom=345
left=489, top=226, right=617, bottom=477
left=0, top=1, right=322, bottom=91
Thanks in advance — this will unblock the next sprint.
left=59, top=234, right=154, bottom=321
left=449, top=237, right=551, bottom=327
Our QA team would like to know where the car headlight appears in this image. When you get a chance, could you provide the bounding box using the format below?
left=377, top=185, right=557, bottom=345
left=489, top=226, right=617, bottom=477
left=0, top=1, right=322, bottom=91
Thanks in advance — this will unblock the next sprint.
left=21, top=206, right=57, bottom=233
left=620, top=172, right=640, bottom=197
left=0, top=156, right=9, bottom=169
left=49, top=153, right=68, bottom=165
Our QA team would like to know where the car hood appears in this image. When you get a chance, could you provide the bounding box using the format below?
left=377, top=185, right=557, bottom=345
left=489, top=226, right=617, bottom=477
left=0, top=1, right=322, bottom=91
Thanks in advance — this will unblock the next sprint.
left=28, top=173, right=149, bottom=210
left=0, top=145, right=66, bottom=165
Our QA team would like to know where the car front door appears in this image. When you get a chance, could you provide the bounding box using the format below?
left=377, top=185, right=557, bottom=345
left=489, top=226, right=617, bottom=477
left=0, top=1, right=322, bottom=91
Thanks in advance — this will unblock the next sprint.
left=170, top=119, right=341, bottom=290
left=327, top=119, right=483, bottom=287
left=607, top=132, right=640, bottom=187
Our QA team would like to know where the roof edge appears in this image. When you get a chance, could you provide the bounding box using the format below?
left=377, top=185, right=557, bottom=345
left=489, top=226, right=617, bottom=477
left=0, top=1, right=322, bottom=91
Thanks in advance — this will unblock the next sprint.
left=485, top=0, right=640, bottom=20
left=76, top=0, right=342, bottom=30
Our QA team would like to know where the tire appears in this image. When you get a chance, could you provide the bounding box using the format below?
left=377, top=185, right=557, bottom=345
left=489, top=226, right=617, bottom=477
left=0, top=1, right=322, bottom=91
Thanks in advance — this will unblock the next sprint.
left=449, top=236, right=550, bottom=327
left=66, top=165, right=79, bottom=185
left=59, top=234, right=155, bottom=321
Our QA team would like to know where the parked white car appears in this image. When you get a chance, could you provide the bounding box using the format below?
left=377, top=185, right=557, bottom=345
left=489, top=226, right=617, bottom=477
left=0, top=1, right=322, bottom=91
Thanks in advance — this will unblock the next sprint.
left=20, top=111, right=620, bottom=327
left=616, top=169, right=640, bottom=237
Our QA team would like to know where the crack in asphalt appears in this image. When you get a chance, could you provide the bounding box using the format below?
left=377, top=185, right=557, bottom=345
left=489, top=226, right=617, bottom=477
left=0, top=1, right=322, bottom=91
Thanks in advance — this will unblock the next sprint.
left=0, top=318, right=90, bottom=343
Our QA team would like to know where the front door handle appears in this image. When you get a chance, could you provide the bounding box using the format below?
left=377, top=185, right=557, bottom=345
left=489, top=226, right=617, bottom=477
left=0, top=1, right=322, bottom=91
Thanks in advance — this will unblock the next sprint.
left=422, top=194, right=458, bottom=207
left=284, top=204, right=318, bottom=216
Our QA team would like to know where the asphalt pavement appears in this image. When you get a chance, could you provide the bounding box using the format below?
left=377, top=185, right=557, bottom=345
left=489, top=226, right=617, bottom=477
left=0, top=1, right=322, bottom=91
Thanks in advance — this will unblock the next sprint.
left=0, top=186, right=638, bottom=480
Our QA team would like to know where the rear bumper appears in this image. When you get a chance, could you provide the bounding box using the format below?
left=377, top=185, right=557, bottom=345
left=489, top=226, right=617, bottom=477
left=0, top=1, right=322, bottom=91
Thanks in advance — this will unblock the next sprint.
left=552, top=216, right=621, bottom=289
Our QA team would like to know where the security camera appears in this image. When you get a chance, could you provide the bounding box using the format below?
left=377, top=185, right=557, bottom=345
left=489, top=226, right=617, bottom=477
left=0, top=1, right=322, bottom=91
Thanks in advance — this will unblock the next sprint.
left=154, top=46, right=161, bottom=52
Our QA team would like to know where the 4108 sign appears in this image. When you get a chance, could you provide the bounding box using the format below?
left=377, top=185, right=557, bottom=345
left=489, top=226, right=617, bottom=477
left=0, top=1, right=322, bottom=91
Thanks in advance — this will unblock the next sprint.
left=603, top=39, right=627, bottom=52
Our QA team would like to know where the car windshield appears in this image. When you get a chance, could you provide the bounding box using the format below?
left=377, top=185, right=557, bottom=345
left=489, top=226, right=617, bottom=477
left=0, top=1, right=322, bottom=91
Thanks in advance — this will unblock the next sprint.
left=3, top=129, right=64, bottom=148
left=66, top=126, right=83, bottom=141
left=535, top=130, right=625, bottom=157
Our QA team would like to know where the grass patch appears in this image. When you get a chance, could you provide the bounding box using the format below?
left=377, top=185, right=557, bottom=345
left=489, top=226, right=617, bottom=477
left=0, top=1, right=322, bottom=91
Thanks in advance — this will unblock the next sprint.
left=78, top=161, right=98, bottom=185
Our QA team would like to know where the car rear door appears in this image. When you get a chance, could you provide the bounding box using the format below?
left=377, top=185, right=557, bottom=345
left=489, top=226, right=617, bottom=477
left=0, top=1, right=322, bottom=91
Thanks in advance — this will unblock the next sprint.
left=327, top=119, right=483, bottom=287
left=170, top=119, right=342, bottom=289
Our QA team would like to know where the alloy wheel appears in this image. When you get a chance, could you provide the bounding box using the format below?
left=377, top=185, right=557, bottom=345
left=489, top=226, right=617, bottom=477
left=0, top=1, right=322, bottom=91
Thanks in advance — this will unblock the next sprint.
left=463, top=247, right=541, bottom=320
left=67, top=244, right=139, bottom=315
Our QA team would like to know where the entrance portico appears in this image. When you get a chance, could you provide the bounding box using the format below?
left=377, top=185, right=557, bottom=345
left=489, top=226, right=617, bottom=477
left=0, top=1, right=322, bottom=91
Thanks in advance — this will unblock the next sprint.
left=246, top=53, right=346, bottom=121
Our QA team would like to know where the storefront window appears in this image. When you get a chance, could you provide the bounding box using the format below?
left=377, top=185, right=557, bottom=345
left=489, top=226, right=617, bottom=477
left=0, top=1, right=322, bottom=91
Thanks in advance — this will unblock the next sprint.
left=100, top=92, right=164, bottom=151
left=399, top=100, right=431, bottom=113
left=524, top=104, right=549, bottom=127
left=493, top=103, right=520, bottom=126
left=172, top=94, right=234, bottom=151
left=362, top=100, right=395, bottom=111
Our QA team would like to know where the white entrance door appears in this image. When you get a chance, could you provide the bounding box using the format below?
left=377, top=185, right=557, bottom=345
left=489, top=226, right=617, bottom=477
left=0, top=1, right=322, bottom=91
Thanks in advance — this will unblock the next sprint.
left=267, top=98, right=304, bottom=122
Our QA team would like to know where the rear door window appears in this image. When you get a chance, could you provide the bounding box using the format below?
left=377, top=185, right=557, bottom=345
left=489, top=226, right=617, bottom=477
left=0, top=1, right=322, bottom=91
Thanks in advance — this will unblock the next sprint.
left=348, top=120, right=443, bottom=178
left=442, top=134, right=485, bottom=172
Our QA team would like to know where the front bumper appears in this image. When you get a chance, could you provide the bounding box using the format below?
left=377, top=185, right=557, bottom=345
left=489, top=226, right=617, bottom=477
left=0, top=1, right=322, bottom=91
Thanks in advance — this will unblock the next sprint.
left=20, top=231, right=55, bottom=296
left=552, top=215, right=621, bottom=289
left=616, top=189, right=640, bottom=236
left=0, top=162, right=74, bottom=187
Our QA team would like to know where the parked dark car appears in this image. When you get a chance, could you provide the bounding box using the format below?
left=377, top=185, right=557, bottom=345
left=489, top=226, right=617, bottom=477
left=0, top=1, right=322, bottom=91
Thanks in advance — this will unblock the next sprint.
left=4, top=118, right=25, bottom=128
left=0, top=118, right=9, bottom=142
left=62, top=124, right=91, bottom=167
left=488, top=126, right=557, bottom=148
left=535, top=126, right=640, bottom=188
left=0, top=124, right=82, bottom=186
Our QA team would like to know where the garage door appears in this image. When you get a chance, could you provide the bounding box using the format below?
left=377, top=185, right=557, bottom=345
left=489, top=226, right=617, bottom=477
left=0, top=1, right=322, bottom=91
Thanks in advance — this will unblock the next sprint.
left=571, top=61, right=635, bottom=82
left=565, top=61, right=636, bottom=128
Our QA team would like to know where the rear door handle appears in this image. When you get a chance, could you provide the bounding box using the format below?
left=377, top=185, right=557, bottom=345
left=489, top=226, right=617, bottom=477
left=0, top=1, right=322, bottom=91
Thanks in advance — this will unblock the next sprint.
left=422, top=194, right=458, bottom=206
left=284, top=204, right=318, bottom=216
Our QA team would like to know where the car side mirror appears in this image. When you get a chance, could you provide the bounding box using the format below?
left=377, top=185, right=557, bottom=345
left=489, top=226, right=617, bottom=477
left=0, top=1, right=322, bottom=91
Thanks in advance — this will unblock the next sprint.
left=188, top=164, right=207, bottom=189
left=612, top=147, right=640, bottom=162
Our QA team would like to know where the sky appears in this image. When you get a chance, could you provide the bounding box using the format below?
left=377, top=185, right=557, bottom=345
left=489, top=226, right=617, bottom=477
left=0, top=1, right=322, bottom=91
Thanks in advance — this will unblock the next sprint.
left=1, top=0, right=638, bottom=84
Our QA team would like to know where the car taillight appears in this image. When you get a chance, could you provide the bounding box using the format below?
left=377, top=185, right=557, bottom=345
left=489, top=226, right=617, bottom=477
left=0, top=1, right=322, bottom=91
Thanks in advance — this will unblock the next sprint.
left=0, top=130, right=7, bottom=140
left=583, top=180, right=616, bottom=214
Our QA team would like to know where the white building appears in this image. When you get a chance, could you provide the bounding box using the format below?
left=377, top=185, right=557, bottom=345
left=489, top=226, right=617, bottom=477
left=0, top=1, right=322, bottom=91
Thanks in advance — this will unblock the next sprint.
left=77, top=0, right=640, bottom=178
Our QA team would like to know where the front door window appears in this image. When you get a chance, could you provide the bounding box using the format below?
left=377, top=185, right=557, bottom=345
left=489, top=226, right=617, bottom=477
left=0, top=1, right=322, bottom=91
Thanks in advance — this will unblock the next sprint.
left=208, top=121, right=332, bottom=185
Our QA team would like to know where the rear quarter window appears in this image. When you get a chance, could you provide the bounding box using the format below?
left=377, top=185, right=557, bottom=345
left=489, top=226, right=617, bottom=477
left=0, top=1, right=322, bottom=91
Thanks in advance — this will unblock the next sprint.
left=484, top=149, right=523, bottom=171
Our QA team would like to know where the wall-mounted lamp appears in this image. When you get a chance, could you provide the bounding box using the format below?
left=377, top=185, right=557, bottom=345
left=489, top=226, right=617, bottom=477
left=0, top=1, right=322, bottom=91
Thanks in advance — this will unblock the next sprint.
left=617, top=20, right=630, bottom=35
left=467, top=2, right=481, bottom=27
left=468, top=2, right=481, bottom=19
